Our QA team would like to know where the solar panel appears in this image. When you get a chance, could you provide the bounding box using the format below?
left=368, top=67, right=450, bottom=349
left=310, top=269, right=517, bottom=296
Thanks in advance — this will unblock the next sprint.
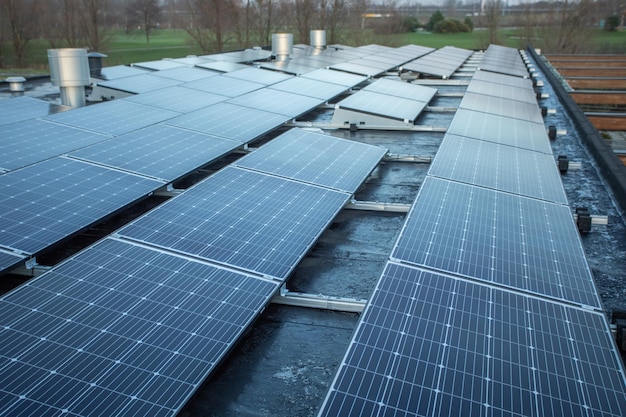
left=460, top=92, right=544, bottom=124
left=466, top=79, right=539, bottom=104
left=0, top=96, right=67, bottom=127
left=150, top=66, right=218, bottom=82
left=70, top=125, right=240, bottom=182
left=117, top=166, right=350, bottom=281
left=44, top=100, right=179, bottom=137
left=269, top=77, right=349, bottom=100
left=301, top=69, right=368, bottom=87
left=363, top=78, right=437, bottom=103
left=319, top=261, right=626, bottom=417
left=98, top=65, right=150, bottom=80
left=222, top=67, right=292, bottom=85
left=0, top=237, right=279, bottom=417
left=166, top=102, right=289, bottom=143
left=226, top=89, right=324, bottom=117
left=96, top=74, right=182, bottom=94
left=132, top=59, right=186, bottom=71
left=429, top=134, right=568, bottom=204
left=447, top=109, right=553, bottom=154
left=124, top=86, right=228, bottom=114
left=0, top=157, right=163, bottom=255
left=234, top=128, right=387, bottom=193
left=195, top=61, right=250, bottom=73
left=472, top=69, right=535, bottom=89
left=0, top=250, right=25, bottom=275
left=0, top=119, right=108, bottom=172
left=170, top=56, right=216, bottom=66
left=329, top=62, right=385, bottom=77
left=182, top=75, right=265, bottom=97
left=258, top=60, right=319, bottom=75
left=335, top=90, right=428, bottom=123
left=391, top=177, right=601, bottom=309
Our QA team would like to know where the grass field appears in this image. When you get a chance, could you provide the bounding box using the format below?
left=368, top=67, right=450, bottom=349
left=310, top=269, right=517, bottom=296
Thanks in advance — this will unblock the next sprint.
left=2, top=27, right=625, bottom=76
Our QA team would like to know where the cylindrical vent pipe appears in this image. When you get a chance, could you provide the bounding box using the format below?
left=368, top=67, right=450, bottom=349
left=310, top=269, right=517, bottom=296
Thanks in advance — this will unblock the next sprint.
left=272, top=33, right=293, bottom=62
left=310, top=30, right=326, bottom=50
left=48, top=48, right=91, bottom=108
left=6, top=76, right=26, bottom=93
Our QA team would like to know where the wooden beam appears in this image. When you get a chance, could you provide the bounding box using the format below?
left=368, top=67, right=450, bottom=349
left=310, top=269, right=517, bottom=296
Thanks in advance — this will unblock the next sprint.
left=546, top=54, right=626, bottom=61
left=549, top=60, right=626, bottom=68
left=557, top=68, right=626, bottom=77
left=567, top=78, right=626, bottom=89
left=571, top=91, right=626, bottom=105
left=586, top=114, right=626, bottom=130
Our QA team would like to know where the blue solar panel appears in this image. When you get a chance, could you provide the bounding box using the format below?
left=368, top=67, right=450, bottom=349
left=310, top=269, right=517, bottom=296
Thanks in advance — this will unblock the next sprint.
left=335, top=90, right=428, bottom=123
left=124, top=86, right=228, bottom=114
left=460, top=92, right=544, bottom=124
left=391, top=177, right=601, bottom=309
left=0, top=96, right=67, bottom=126
left=429, top=134, right=568, bottom=204
left=0, top=237, right=278, bottom=417
left=319, top=262, right=626, bottom=417
left=226, top=89, right=324, bottom=117
left=269, top=77, right=349, bottom=100
left=70, top=125, right=240, bottom=182
left=301, top=69, right=368, bottom=87
left=0, top=251, right=25, bottom=275
left=44, top=100, right=179, bottom=137
left=118, top=166, right=350, bottom=280
left=234, top=128, right=387, bottom=193
left=0, top=119, right=109, bottom=172
left=466, top=79, right=539, bottom=104
left=0, top=157, right=163, bottom=255
left=96, top=73, right=182, bottom=94
left=182, top=75, right=265, bottom=97
left=166, top=103, right=290, bottom=143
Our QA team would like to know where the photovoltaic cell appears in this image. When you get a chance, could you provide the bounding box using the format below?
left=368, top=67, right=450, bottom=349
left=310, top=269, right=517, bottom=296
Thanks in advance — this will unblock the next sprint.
left=0, top=96, right=67, bottom=127
left=0, top=237, right=278, bottom=417
left=132, top=60, right=186, bottom=71
left=269, top=78, right=349, bottom=100
left=124, top=86, right=228, bottom=114
left=0, top=157, right=163, bottom=255
left=466, top=79, right=539, bottom=104
left=319, top=262, right=626, bottom=417
left=222, top=67, right=292, bottom=85
left=258, top=61, right=318, bottom=75
left=118, top=166, right=350, bottom=281
left=472, top=69, right=535, bottom=89
left=0, top=119, right=109, bottom=172
left=329, top=62, right=385, bottom=77
left=429, top=134, right=568, bottom=204
left=150, top=66, right=218, bottom=82
left=447, top=109, right=553, bottom=154
left=459, top=92, right=544, bottom=124
left=0, top=251, right=25, bottom=275
left=96, top=74, right=182, bottom=94
left=234, top=128, right=387, bottom=193
left=336, top=90, right=428, bottom=122
left=391, top=177, right=601, bottom=309
left=44, top=100, right=179, bottom=137
left=166, top=102, right=290, bottom=142
left=195, top=61, right=249, bottom=73
left=226, top=89, right=324, bottom=117
left=70, top=125, right=240, bottom=182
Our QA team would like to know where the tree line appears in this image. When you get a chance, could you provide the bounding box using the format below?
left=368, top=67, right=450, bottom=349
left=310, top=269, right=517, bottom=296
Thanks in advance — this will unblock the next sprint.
left=0, top=0, right=623, bottom=69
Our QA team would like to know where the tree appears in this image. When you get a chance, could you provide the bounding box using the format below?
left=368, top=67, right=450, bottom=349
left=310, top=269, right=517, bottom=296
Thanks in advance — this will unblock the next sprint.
left=484, top=0, right=501, bottom=46
left=605, top=14, right=620, bottom=32
left=538, top=0, right=595, bottom=53
left=295, top=0, right=315, bottom=44
left=2, top=0, right=41, bottom=67
left=184, top=0, right=237, bottom=52
left=426, top=10, right=444, bottom=32
left=126, top=0, right=162, bottom=43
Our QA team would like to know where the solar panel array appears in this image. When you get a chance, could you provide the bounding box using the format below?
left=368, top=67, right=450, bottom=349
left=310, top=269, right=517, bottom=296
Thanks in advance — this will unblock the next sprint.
left=0, top=96, right=68, bottom=127
left=403, top=46, right=473, bottom=79
left=319, top=46, right=626, bottom=417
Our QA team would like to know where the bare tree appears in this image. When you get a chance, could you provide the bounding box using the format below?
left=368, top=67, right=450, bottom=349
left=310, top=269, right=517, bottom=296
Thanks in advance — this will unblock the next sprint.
left=184, top=0, right=237, bottom=52
left=483, top=0, right=501, bottom=47
left=295, top=0, right=315, bottom=44
left=126, top=0, right=162, bottom=43
left=2, top=0, right=41, bottom=67
left=538, top=0, right=595, bottom=53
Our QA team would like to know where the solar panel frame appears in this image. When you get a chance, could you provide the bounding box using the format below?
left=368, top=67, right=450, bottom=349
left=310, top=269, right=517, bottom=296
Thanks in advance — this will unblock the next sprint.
left=0, top=96, right=68, bottom=127
left=0, top=119, right=109, bottom=172
left=429, top=134, right=568, bottom=204
left=234, top=128, right=387, bottom=193
left=447, top=109, right=553, bottom=154
left=390, top=177, right=602, bottom=309
left=43, top=100, right=179, bottom=137
left=0, top=157, right=163, bottom=255
left=319, top=262, right=626, bottom=417
left=117, top=166, right=350, bottom=281
left=225, top=89, right=324, bottom=117
left=69, top=125, right=241, bottom=182
left=165, top=102, right=290, bottom=142
left=0, top=237, right=279, bottom=417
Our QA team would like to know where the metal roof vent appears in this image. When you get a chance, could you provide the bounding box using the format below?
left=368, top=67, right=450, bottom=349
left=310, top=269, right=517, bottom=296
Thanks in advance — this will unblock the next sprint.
left=6, top=76, right=26, bottom=93
left=272, top=33, right=293, bottom=62
left=310, top=30, right=326, bottom=54
left=87, top=52, right=107, bottom=78
left=48, top=48, right=91, bottom=108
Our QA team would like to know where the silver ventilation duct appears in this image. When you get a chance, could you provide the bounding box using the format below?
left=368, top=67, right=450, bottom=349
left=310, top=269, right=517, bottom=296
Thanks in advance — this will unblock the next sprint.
left=6, top=76, right=26, bottom=93
left=48, top=48, right=90, bottom=108
left=272, top=33, right=293, bottom=62
left=311, top=30, right=326, bottom=55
